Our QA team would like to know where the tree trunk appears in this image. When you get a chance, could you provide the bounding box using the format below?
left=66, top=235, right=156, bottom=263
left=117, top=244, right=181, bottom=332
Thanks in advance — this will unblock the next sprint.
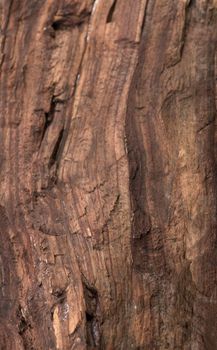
left=0, top=0, right=217, bottom=349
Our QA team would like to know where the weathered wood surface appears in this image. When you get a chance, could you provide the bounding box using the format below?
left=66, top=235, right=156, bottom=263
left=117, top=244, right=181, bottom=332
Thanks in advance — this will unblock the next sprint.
left=0, top=0, right=217, bottom=349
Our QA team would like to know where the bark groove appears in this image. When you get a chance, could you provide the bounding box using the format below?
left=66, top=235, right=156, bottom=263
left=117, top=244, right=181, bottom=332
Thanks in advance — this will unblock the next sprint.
left=0, top=0, right=217, bottom=349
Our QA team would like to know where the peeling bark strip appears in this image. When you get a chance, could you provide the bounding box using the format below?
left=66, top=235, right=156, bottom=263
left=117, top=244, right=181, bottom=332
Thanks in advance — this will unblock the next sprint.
left=0, top=0, right=217, bottom=349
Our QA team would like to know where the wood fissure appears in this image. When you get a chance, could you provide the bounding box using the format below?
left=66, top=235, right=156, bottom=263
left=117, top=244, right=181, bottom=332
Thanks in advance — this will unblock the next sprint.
left=106, top=0, right=117, bottom=23
left=0, top=0, right=217, bottom=349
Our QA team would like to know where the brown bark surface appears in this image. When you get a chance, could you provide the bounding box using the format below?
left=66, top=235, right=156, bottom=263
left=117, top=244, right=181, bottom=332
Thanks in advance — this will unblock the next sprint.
left=0, top=0, right=217, bottom=349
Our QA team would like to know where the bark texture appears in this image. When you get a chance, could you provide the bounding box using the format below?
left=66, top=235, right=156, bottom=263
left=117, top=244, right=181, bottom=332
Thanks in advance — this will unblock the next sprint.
left=0, top=0, right=217, bottom=349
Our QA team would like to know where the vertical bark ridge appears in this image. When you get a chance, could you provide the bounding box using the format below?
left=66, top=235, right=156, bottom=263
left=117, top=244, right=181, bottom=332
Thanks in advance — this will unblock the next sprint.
left=0, top=0, right=217, bottom=349
left=126, top=0, right=217, bottom=348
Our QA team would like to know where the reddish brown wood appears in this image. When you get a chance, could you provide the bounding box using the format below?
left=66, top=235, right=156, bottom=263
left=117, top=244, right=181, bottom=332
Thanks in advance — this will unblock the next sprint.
left=0, top=0, right=217, bottom=349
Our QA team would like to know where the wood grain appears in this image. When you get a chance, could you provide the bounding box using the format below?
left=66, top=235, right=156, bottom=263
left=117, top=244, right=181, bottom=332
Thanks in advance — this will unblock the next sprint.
left=0, top=0, right=217, bottom=349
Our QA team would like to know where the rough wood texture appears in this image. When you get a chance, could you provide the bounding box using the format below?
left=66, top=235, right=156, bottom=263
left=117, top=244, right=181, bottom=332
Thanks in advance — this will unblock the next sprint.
left=0, top=0, right=217, bottom=349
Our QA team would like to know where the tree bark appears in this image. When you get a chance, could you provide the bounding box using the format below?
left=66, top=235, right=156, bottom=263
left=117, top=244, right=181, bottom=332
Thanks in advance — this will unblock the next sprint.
left=0, top=0, right=217, bottom=349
